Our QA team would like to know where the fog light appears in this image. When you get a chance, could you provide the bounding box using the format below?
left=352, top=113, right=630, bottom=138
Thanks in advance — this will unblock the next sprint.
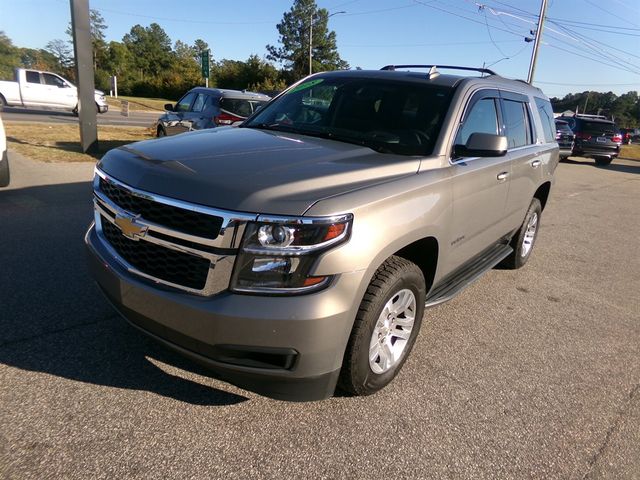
left=251, top=257, right=299, bottom=274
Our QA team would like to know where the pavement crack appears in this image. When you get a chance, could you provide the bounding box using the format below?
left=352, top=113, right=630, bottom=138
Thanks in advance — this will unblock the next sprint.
left=582, top=383, right=640, bottom=479
left=0, top=314, right=118, bottom=349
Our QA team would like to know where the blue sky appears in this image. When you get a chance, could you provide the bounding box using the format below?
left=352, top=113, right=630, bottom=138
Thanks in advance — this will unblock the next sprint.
left=1, top=0, right=639, bottom=98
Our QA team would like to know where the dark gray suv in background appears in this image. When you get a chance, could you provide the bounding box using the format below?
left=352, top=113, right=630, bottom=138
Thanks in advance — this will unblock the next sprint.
left=156, top=87, right=270, bottom=137
left=556, top=114, right=622, bottom=165
left=87, top=65, right=558, bottom=401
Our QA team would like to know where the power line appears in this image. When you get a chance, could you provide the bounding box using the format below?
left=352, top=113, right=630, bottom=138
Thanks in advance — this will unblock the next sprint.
left=535, top=80, right=640, bottom=86
left=582, top=0, right=640, bottom=28
left=341, top=39, right=522, bottom=47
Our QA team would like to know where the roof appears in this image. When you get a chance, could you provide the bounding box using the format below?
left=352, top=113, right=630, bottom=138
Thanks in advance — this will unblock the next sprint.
left=312, top=68, right=547, bottom=98
left=187, top=87, right=271, bottom=100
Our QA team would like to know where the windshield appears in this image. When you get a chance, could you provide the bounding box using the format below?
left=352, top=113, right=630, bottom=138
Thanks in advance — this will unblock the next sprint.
left=244, top=76, right=453, bottom=155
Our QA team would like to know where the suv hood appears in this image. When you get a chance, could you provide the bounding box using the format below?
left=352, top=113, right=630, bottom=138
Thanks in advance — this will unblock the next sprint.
left=98, top=127, right=420, bottom=215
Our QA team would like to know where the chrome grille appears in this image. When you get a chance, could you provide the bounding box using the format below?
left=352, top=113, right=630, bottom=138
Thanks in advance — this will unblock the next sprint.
left=93, top=169, right=257, bottom=295
left=101, top=215, right=210, bottom=290
left=99, top=177, right=222, bottom=239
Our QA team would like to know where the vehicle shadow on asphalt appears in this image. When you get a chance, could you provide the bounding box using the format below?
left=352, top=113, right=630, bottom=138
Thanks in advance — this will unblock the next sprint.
left=2, top=106, right=77, bottom=118
left=0, top=181, right=248, bottom=406
left=562, top=158, right=640, bottom=175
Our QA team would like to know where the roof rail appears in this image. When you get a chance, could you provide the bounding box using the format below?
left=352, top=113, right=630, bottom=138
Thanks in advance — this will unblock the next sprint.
left=380, top=64, right=497, bottom=76
left=574, top=113, right=608, bottom=119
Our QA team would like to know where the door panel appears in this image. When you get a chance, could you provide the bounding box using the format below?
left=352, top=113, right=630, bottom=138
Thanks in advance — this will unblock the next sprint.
left=449, top=157, right=511, bottom=271
left=21, top=71, right=49, bottom=106
left=42, top=73, right=76, bottom=108
left=500, top=92, right=542, bottom=229
left=448, top=91, right=511, bottom=272
left=167, top=92, right=196, bottom=135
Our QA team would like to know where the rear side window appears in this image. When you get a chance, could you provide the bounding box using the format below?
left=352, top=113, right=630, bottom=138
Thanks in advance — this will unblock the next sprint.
left=535, top=97, right=555, bottom=143
left=502, top=99, right=533, bottom=149
left=191, top=93, right=207, bottom=113
left=220, top=98, right=253, bottom=118
left=25, top=71, right=40, bottom=84
left=455, top=98, right=499, bottom=146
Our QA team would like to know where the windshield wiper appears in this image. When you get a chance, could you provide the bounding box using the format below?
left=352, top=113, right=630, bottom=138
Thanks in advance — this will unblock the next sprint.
left=244, top=122, right=297, bottom=133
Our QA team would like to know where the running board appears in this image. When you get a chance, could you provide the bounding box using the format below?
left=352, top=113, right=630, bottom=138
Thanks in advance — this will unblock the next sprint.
left=425, top=244, right=513, bottom=308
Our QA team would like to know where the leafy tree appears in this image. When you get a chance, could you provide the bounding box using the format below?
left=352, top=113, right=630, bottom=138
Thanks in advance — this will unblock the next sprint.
left=45, top=39, right=73, bottom=70
left=212, top=55, right=286, bottom=93
left=551, top=91, right=640, bottom=127
left=66, top=9, right=108, bottom=70
left=123, top=23, right=173, bottom=80
left=0, top=31, right=21, bottom=80
left=266, top=0, right=348, bottom=82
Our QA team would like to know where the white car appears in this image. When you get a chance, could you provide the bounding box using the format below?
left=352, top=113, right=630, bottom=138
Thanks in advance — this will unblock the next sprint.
left=0, top=114, right=8, bottom=187
left=0, top=68, right=108, bottom=114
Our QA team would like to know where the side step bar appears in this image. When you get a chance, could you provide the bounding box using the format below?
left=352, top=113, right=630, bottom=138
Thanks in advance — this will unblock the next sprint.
left=425, top=244, right=513, bottom=308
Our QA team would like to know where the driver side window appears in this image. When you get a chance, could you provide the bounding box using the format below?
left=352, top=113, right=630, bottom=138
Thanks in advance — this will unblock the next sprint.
left=455, top=97, right=499, bottom=147
left=175, top=92, right=196, bottom=112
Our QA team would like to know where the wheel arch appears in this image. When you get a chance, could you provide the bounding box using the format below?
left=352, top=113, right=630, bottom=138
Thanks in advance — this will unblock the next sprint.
left=534, top=181, right=551, bottom=211
left=393, top=236, right=439, bottom=293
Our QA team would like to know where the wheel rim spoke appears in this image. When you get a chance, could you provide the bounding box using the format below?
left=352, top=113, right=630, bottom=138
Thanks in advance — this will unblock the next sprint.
left=368, top=288, right=417, bottom=374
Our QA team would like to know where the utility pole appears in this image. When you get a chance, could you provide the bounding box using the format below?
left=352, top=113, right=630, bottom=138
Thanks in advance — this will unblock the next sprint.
left=69, top=0, right=98, bottom=153
left=526, top=0, right=548, bottom=84
left=309, top=13, right=313, bottom=76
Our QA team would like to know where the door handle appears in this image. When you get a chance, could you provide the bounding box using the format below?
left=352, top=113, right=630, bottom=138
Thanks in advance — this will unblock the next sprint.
left=531, top=159, right=542, bottom=168
left=497, top=171, right=509, bottom=181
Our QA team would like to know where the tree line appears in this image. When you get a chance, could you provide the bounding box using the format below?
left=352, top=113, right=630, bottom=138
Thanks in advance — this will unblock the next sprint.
left=0, top=0, right=347, bottom=100
left=551, top=91, right=639, bottom=128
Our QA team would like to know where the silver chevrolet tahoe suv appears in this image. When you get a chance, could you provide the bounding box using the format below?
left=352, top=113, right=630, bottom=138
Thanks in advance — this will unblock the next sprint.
left=86, top=65, right=558, bottom=401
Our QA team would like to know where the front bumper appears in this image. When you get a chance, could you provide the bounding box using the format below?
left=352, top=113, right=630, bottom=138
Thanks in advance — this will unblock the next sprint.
left=98, top=104, right=109, bottom=114
left=85, top=224, right=364, bottom=401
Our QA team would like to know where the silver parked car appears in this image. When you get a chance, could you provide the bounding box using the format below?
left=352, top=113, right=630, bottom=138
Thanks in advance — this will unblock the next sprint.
left=87, top=65, right=558, bottom=401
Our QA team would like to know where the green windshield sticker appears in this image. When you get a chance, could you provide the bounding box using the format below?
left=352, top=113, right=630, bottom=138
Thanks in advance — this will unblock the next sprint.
left=288, top=78, right=324, bottom=93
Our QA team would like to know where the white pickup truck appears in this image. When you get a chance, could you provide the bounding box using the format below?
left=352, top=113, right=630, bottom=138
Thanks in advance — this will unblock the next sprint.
left=0, top=68, right=108, bottom=114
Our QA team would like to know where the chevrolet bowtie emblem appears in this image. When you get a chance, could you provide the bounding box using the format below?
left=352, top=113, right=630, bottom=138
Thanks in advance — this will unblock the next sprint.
left=114, top=213, right=148, bottom=241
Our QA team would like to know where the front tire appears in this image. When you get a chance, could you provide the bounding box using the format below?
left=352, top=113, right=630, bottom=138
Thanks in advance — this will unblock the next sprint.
left=157, top=126, right=166, bottom=137
left=339, top=256, right=426, bottom=396
left=0, top=153, right=10, bottom=188
left=501, top=198, right=542, bottom=270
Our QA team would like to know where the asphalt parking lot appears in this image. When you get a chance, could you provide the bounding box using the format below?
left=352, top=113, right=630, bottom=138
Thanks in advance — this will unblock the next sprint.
left=1, top=151, right=638, bottom=479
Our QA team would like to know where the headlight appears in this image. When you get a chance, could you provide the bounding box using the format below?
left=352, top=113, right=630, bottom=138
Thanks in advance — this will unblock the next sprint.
left=230, top=213, right=352, bottom=294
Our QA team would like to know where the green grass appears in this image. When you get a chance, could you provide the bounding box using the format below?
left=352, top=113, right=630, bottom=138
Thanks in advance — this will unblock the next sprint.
left=620, top=144, right=640, bottom=160
left=5, top=122, right=153, bottom=162
left=106, top=95, right=174, bottom=112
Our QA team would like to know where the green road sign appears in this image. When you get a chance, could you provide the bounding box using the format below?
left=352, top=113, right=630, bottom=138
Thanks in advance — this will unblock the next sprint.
left=201, top=50, right=210, bottom=79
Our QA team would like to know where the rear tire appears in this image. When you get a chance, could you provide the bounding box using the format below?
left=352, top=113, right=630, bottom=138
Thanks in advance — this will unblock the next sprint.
left=338, top=256, right=426, bottom=396
left=595, top=156, right=613, bottom=166
left=0, top=95, right=6, bottom=111
left=500, top=198, right=542, bottom=270
left=0, top=153, right=10, bottom=188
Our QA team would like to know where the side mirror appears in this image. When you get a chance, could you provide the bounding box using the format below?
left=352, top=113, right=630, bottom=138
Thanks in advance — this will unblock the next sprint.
left=454, top=133, right=508, bottom=158
left=164, top=103, right=174, bottom=112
